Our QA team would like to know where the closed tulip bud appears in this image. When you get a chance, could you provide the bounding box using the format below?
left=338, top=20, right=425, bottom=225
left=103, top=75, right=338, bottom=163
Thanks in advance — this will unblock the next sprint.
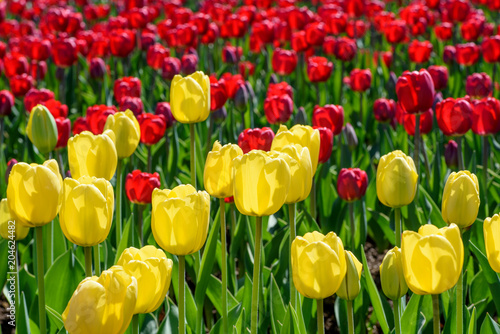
left=155, top=102, right=175, bottom=129
left=273, top=145, right=312, bottom=204
left=272, top=48, right=298, bottom=76
left=349, top=69, right=372, bottom=92
left=337, top=251, right=363, bottom=301
left=376, top=150, right=418, bottom=208
left=442, top=171, right=480, bottom=229
left=0, top=198, right=30, bottom=240
left=456, top=43, right=480, bottom=66
left=7, top=160, right=63, bottom=227
left=26, top=104, right=58, bottom=154
left=373, top=98, right=396, bottom=123
left=170, top=71, right=210, bottom=124
left=89, top=57, right=106, bottom=79
left=233, top=83, right=249, bottom=112
left=161, top=57, right=181, bottom=81
left=292, top=231, right=347, bottom=299
left=294, top=106, right=307, bottom=125
left=396, top=69, right=435, bottom=114
left=444, top=140, right=459, bottom=169
left=272, top=124, right=320, bottom=175
left=484, top=214, right=500, bottom=273
left=152, top=185, right=210, bottom=255
left=63, top=266, right=138, bottom=334
left=204, top=141, right=244, bottom=199
left=466, top=73, right=492, bottom=99
left=68, top=130, right=117, bottom=181
left=402, top=224, right=463, bottom=295
left=232, top=150, right=291, bottom=216
left=0, top=90, right=14, bottom=117
left=307, top=56, right=333, bottom=83
left=337, top=168, right=368, bottom=202
left=427, top=65, right=449, bottom=91
left=380, top=247, right=408, bottom=300
left=213, top=107, right=227, bottom=122
left=344, top=123, right=358, bottom=150
left=55, top=117, right=71, bottom=149
left=443, top=46, right=456, bottom=64
left=117, top=246, right=173, bottom=314
left=119, top=97, right=144, bottom=118
left=103, top=110, right=141, bottom=159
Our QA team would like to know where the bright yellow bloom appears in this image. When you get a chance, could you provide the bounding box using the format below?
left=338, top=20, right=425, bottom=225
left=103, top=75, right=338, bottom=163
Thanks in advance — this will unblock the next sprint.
left=380, top=247, right=408, bottom=300
left=170, top=71, right=210, bottom=123
left=60, top=176, right=114, bottom=247
left=103, top=110, right=140, bottom=159
left=116, top=246, right=173, bottom=314
left=402, top=224, right=463, bottom=295
left=152, top=185, right=210, bottom=255
left=271, top=125, right=320, bottom=174
left=0, top=198, right=29, bottom=240
left=7, top=160, right=62, bottom=227
left=68, top=130, right=117, bottom=181
left=26, top=104, right=58, bottom=154
left=63, top=266, right=137, bottom=334
left=483, top=214, right=500, bottom=273
left=442, top=171, right=480, bottom=228
left=337, top=251, right=363, bottom=301
left=272, top=145, right=312, bottom=204
left=204, top=141, right=243, bottom=198
left=376, top=150, right=418, bottom=208
left=232, top=150, right=291, bottom=216
left=291, top=231, right=347, bottom=299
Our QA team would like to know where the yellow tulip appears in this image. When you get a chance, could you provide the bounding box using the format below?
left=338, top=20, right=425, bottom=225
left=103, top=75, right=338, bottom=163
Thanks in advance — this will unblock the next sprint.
left=170, top=71, right=210, bottom=123
left=232, top=150, right=291, bottom=216
left=0, top=198, right=29, bottom=240
left=272, top=145, right=312, bottom=204
left=152, top=185, right=210, bottom=255
left=442, top=171, right=480, bottom=229
left=68, top=130, right=117, bottom=181
left=271, top=124, right=320, bottom=174
left=116, top=246, right=173, bottom=314
left=63, top=266, right=137, bottom=334
left=380, top=247, right=408, bottom=300
left=291, top=231, right=347, bottom=299
left=26, top=104, right=58, bottom=154
left=401, top=224, right=463, bottom=295
left=337, top=251, right=363, bottom=301
left=7, top=160, right=62, bottom=227
left=59, top=176, right=114, bottom=247
left=376, top=150, right=418, bottom=208
left=204, top=141, right=243, bottom=198
left=103, top=110, right=141, bottom=159
left=483, top=214, right=500, bottom=273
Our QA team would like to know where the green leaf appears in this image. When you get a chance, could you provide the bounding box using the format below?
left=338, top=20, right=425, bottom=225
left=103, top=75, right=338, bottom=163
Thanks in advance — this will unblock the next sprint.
left=401, top=294, right=432, bottom=334
left=17, top=291, right=33, bottom=334
left=469, top=241, right=500, bottom=312
left=209, top=303, right=243, bottom=334
left=270, top=275, right=286, bottom=334
left=480, top=313, right=500, bottom=334
left=46, top=305, right=64, bottom=332
left=113, top=215, right=138, bottom=264
left=468, top=307, right=476, bottom=334
left=206, top=274, right=239, bottom=315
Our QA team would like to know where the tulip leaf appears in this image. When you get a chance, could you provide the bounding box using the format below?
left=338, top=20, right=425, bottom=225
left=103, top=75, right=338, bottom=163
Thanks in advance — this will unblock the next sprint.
left=270, top=274, right=286, bottom=333
left=480, top=313, right=500, bottom=334
left=279, top=304, right=292, bottom=334
left=209, top=303, right=243, bottom=334
left=17, top=291, right=32, bottom=334
left=468, top=307, right=476, bottom=334
left=158, top=297, right=178, bottom=334
left=113, top=215, right=138, bottom=265
left=206, top=274, right=238, bottom=315
left=0, top=239, right=7, bottom=290
left=401, top=294, right=431, bottom=334
left=469, top=241, right=500, bottom=312
left=45, top=305, right=64, bottom=332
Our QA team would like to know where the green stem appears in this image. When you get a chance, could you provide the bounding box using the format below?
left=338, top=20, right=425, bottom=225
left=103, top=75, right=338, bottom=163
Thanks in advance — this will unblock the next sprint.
left=393, top=298, right=401, bottom=334
left=14, top=244, right=20, bottom=326
left=147, top=145, right=152, bottom=173
left=349, top=202, right=356, bottom=251
left=414, top=114, right=421, bottom=177
left=347, top=300, right=354, bottom=334
left=84, top=247, right=93, bottom=277
left=132, top=313, right=139, bottom=334
left=93, top=244, right=101, bottom=276
left=179, top=255, right=186, bottom=334
left=190, top=123, right=196, bottom=188
left=310, top=180, right=317, bottom=219
left=251, top=217, right=263, bottom=334
left=205, top=113, right=214, bottom=158
left=395, top=208, right=402, bottom=248
left=457, top=136, right=464, bottom=170
left=289, top=203, right=296, bottom=310
left=36, top=226, right=47, bottom=334
left=138, top=204, right=144, bottom=246
left=317, top=299, right=324, bottom=334
left=116, top=159, right=123, bottom=246
left=456, top=270, right=463, bottom=334
left=220, top=199, right=228, bottom=334
left=432, top=294, right=440, bottom=334
left=482, top=136, right=489, bottom=216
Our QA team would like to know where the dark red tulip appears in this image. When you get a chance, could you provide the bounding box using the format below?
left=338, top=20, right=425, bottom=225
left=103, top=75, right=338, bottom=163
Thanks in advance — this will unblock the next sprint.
left=427, top=65, right=449, bottom=91
left=334, top=37, right=357, bottom=62
left=252, top=19, right=275, bottom=45
left=137, top=113, right=167, bottom=145
left=181, top=54, right=198, bottom=75
left=86, top=105, right=117, bottom=134
left=210, top=76, right=228, bottom=111
left=220, top=73, right=244, bottom=99
left=0, top=90, right=14, bottom=117
left=396, top=69, right=435, bottom=114
left=482, top=36, right=500, bottom=63
left=443, top=45, right=456, bottom=64
left=222, top=45, right=241, bottom=64
left=466, top=73, right=492, bottom=99
left=55, top=117, right=71, bottom=149
left=455, top=43, right=480, bottom=66
left=44, top=7, right=70, bottom=33
left=30, top=60, right=47, bottom=81
left=305, top=21, right=326, bottom=47
left=176, top=24, right=198, bottom=48
left=24, top=88, right=54, bottom=112
left=461, top=19, right=482, bottom=42
left=384, top=20, right=407, bottom=44
left=445, top=0, right=471, bottom=22
left=140, top=32, right=156, bottom=51
left=314, top=126, right=334, bottom=164
left=307, top=56, right=333, bottom=83
left=52, top=37, right=78, bottom=68
left=349, top=69, right=372, bottom=92
left=201, top=23, right=219, bottom=45
left=264, top=94, right=293, bottom=124
left=120, top=96, right=144, bottom=117
left=23, top=37, right=51, bottom=61
left=191, top=13, right=210, bottom=35
left=73, top=117, right=89, bottom=135
left=346, top=20, right=368, bottom=39
left=126, top=7, right=149, bottom=29
left=239, top=61, right=255, bottom=78
left=233, top=84, right=249, bottom=112
left=9, top=74, right=33, bottom=97
left=3, top=53, right=28, bottom=78
left=114, top=77, right=141, bottom=103
left=373, top=11, right=395, bottom=32
left=155, top=102, right=175, bottom=129
left=408, top=40, right=432, bottom=63
left=147, top=44, right=169, bottom=70
left=272, top=48, right=298, bottom=76
left=5, top=159, right=18, bottom=185
left=444, top=140, right=459, bottom=169
left=125, top=170, right=161, bottom=204
left=373, top=98, right=396, bottom=123
left=89, top=57, right=106, bottom=79
left=434, top=23, right=453, bottom=41
left=312, top=105, right=344, bottom=135
left=0, top=42, right=6, bottom=59
left=323, top=36, right=336, bottom=56
left=325, top=12, right=347, bottom=35
left=238, top=127, right=275, bottom=153
left=43, top=99, right=68, bottom=119
left=403, top=107, right=433, bottom=136
left=291, top=31, right=309, bottom=53
left=337, top=168, right=368, bottom=202
left=110, top=29, right=136, bottom=58
left=288, top=6, right=313, bottom=31
left=436, top=97, right=473, bottom=136
left=268, top=82, right=293, bottom=99
left=471, top=97, right=500, bottom=135
left=161, top=57, right=181, bottom=80
left=220, top=14, right=248, bottom=39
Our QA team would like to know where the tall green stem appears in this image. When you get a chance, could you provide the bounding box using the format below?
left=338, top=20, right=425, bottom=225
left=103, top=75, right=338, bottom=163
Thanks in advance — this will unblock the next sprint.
left=116, top=159, right=123, bottom=246
left=138, top=204, right=144, bottom=246
left=147, top=145, right=152, bottom=173
left=432, top=294, right=440, bottom=334
left=288, top=203, right=296, bottom=309
left=395, top=208, right=402, bottom=248
left=84, top=247, right=93, bottom=277
left=310, top=181, right=317, bottom=219
left=457, top=136, right=464, bottom=170
left=251, top=217, right=263, bottom=334
left=414, top=114, right=421, bottom=177
left=482, top=136, right=489, bottom=216
left=132, top=314, right=139, bottom=334
left=349, top=202, right=356, bottom=251
left=179, top=255, right=186, bottom=334
left=347, top=300, right=355, bottom=334
left=220, top=199, right=228, bottom=333
left=190, top=123, right=196, bottom=188
left=36, top=226, right=46, bottom=334
left=94, top=244, right=101, bottom=276
left=393, top=298, right=401, bottom=334
left=317, top=299, right=324, bottom=334
left=456, top=270, right=463, bottom=334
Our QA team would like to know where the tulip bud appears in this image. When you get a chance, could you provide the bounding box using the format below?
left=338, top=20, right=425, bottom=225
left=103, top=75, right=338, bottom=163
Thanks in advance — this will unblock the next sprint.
left=442, top=171, right=480, bottom=229
left=0, top=198, right=30, bottom=241
left=89, top=57, right=106, bottom=79
left=155, top=102, right=175, bottom=129
left=204, top=141, right=243, bottom=198
left=0, top=90, right=14, bottom=117
left=443, top=46, right=456, bottom=64
left=26, top=104, right=58, bottom=154
left=5, top=158, right=17, bottom=185
left=380, top=247, right=408, bottom=300
left=386, top=72, right=398, bottom=95
left=444, top=140, right=458, bottom=169
left=337, top=168, right=368, bottom=202
left=181, top=54, right=198, bottom=75
left=213, top=107, right=227, bottom=122
left=484, top=214, right=500, bottom=273
left=337, top=251, right=363, bottom=301
left=233, top=84, right=249, bottom=112
left=269, top=73, right=278, bottom=84
left=344, top=123, right=358, bottom=150
left=294, top=107, right=307, bottom=125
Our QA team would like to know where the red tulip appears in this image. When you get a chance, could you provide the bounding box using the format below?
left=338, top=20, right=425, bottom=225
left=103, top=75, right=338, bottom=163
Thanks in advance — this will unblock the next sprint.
left=43, top=99, right=68, bottom=119
left=29, top=60, right=47, bottom=81
left=272, top=48, right=298, bottom=76
left=312, top=105, right=344, bottom=135
left=436, top=97, right=473, bottom=136
left=24, top=88, right=54, bottom=112
left=291, top=31, right=309, bottom=53
left=402, top=107, right=434, bottom=136
left=161, top=57, right=181, bottom=80
left=323, top=36, right=336, bottom=56
left=181, top=54, right=198, bottom=75
left=408, top=40, right=432, bottom=63
left=325, top=12, right=347, bottom=35
left=445, top=0, right=471, bottom=22
left=427, top=65, right=449, bottom=91
left=120, top=96, right=144, bottom=117
left=373, top=98, right=396, bottom=123
left=191, top=13, right=210, bottom=35
left=346, top=20, right=368, bottom=39
left=307, top=56, right=333, bottom=83
left=239, top=61, right=255, bottom=78
left=314, top=126, right=334, bottom=164
left=3, top=53, right=28, bottom=78
left=22, top=37, right=51, bottom=61
left=482, top=36, right=500, bottom=63
left=44, top=7, right=70, bottom=33
left=443, top=45, right=456, bottom=64
left=201, top=23, right=219, bottom=45
left=125, top=170, right=161, bottom=204
left=220, top=14, right=248, bottom=38
left=55, top=117, right=71, bottom=149
left=147, top=44, right=169, bottom=70
left=89, top=57, right=106, bottom=79
left=9, top=74, right=33, bottom=97
left=86, top=105, right=117, bottom=134
left=396, top=69, right=435, bottom=114
left=461, top=19, right=482, bottom=42
left=268, top=82, right=293, bottom=99
left=434, top=23, right=453, bottom=41
left=455, top=43, right=480, bottom=66
left=305, top=21, right=326, bottom=47
left=114, top=76, right=141, bottom=103
left=72, top=116, right=89, bottom=135
left=137, top=113, right=167, bottom=145
left=110, top=29, right=136, bottom=58
left=220, top=73, right=244, bottom=99
left=222, top=45, right=241, bottom=64
left=176, top=24, right=198, bottom=48
left=0, top=90, right=14, bottom=117
left=252, top=19, right=275, bottom=45
left=384, top=20, right=407, bottom=44
left=155, top=102, right=175, bottom=129
left=349, top=68, right=372, bottom=92
left=52, top=37, right=78, bottom=68
left=337, top=168, right=368, bottom=202
left=237, top=127, right=275, bottom=153
left=466, top=73, right=492, bottom=99
left=264, top=94, right=293, bottom=124
left=334, top=37, right=357, bottom=62
left=210, top=77, right=228, bottom=111
left=472, top=97, right=500, bottom=135
left=288, top=6, right=313, bottom=31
